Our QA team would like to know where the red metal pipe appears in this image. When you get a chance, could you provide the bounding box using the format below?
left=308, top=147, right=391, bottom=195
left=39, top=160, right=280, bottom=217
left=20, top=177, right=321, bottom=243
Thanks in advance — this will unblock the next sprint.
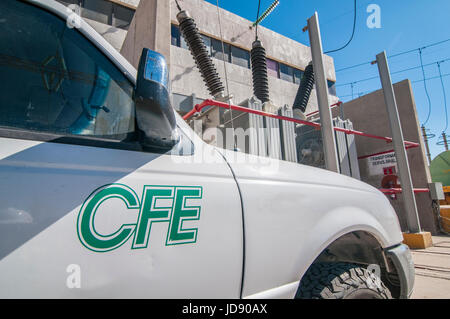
left=182, top=99, right=419, bottom=149
left=380, top=188, right=429, bottom=195
left=183, top=99, right=321, bottom=128
left=306, top=101, right=343, bottom=117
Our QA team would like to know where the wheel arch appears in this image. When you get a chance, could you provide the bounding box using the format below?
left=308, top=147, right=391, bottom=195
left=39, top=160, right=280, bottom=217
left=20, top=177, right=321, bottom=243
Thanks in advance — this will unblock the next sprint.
left=297, top=229, right=403, bottom=298
left=292, top=206, right=405, bottom=298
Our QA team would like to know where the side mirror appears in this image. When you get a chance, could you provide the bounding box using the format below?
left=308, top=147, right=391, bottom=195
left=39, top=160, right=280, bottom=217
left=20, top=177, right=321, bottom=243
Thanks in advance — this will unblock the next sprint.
left=135, top=48, right=179, bottom=150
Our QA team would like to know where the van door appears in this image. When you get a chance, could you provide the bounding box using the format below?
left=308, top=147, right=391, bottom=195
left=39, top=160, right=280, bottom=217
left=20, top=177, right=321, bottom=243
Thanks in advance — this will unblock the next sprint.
left=0, top=0, right=242, bottom=298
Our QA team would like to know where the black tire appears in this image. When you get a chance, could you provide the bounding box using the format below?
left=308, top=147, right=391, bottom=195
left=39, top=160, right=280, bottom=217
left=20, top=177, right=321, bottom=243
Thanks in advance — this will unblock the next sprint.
left=296, top=262, right=392, bottom=299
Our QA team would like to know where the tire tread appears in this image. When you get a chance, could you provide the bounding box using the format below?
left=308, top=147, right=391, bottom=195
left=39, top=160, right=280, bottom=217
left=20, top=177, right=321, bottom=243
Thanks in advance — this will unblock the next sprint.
left=296, top=262, right=392, bottom=299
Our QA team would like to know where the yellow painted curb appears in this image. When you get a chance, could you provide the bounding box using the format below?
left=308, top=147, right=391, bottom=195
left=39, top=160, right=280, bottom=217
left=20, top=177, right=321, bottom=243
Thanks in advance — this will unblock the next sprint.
left=402, top=232, right=433, bottom=249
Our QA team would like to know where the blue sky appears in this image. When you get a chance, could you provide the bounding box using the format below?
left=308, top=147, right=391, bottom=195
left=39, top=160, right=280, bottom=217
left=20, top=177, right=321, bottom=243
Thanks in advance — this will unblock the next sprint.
left=205, top=0, right=450, bottom=160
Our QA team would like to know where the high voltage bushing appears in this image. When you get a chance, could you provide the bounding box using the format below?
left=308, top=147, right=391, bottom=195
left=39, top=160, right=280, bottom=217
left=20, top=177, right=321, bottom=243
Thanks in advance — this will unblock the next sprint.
left=293, top=62, right=314, bottom=113
left=251, top=40, right=270, bottom=104
left=176, top=11, right=224, bottom=98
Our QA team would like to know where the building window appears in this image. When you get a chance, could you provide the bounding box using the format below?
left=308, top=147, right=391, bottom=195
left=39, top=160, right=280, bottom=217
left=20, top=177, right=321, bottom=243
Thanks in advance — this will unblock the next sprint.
left=57, top=0, right=80, bottom=6
left=231, top=46, right=250, bottom=69
left=171, top=25, right=206, bottom=52
left=112, top=3, right=134, bottom=30
left=211, top=38, right=231, bottom=63
left=294, top=69, right=303, bottom=84
left=180, top=32, right=189, bottom=50
left=82, top=0, right=113, bottom=25
left=280, top=63, right=294, bottom=83
left=171, top=24, right=180, bottom=47
left=328, top=80, right=337, bottom=96
left=266, top=58, right=279, bottom=78
left=171, top=24, right=250, bottom=69
left=55, top=0, right=135, bottom=31
left=201, top=35, right=212, bottom=56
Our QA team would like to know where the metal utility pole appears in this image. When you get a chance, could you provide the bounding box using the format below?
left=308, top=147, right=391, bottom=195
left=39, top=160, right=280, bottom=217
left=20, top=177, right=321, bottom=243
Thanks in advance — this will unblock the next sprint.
left=307, top=12, right=339, bottom=173
left=421, top=125, right=432, bottom=165
left=376, top=51, right=422, bottom=233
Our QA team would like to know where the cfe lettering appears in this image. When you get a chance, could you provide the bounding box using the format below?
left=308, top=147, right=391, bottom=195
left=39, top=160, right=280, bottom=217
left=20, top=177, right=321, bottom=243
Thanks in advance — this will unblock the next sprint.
left=77, top=184, right=202, bottom=252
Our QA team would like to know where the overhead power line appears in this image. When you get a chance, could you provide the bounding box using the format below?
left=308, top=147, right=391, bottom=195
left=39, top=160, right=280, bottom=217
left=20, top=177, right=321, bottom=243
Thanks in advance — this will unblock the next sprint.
left=339, top=72, right=450, bottom=99
left=437, top=62, right=449, bottom=133
left=255, top=0, right=262, bottom=40
left=336, top=37, right=450, bottom=72
left=336, top=57, right=450, bottom=87
left=420, top=48, right=433, bottom=126
left=339, top=90, right=372, bottom=99
left=321, top=1, right=367, bottom=27
left=174, top=0, right=182, bottom=11
left=324, top=0, right=357, bottom=54
left=411, top=72, right=450, bottom=84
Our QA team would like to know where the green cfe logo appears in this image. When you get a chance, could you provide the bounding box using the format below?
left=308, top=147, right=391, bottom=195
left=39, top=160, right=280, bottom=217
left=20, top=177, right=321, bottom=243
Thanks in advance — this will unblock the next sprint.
left=77, top=184, right=202, bottom=252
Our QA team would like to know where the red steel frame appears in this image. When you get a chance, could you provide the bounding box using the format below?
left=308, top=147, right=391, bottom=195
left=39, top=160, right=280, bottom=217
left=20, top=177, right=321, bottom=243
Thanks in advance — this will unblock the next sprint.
left=306, top=101, right=343, bottom=117
left=183, top=99, right=427, bottom=195
left=380, top=188, right=429, bottom=195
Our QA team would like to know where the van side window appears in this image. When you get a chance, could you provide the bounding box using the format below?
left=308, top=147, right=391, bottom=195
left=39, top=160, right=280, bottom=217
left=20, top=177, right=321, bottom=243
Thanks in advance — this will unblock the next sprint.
left=0, top=1, right=135, bottom=140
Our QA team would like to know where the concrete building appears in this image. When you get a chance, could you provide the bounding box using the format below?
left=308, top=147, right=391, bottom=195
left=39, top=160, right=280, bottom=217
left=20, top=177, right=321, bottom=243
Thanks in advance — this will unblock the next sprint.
left=56, top=0, right=138, bottom=51
left=333, top=80, right=439, bottom=234
left=57, top=0, right=338, bottom=115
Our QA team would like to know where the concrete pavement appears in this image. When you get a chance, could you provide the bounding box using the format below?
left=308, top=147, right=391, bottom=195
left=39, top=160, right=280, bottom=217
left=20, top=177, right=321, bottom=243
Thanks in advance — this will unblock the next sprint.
left=411, top=235, right=450, bottom=299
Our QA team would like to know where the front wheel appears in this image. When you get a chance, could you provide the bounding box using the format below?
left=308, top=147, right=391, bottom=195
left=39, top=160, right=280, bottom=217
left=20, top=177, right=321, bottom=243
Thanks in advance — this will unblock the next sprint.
left=296, top=262, right=392, bottom=299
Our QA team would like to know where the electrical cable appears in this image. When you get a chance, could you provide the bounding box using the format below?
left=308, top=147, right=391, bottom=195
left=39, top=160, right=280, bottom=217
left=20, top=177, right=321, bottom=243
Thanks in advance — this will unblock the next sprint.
left=324, top=0, right=357, bottom=54
left=336, top=57, right=450, bottom=87
left=412, top=72, right=450, bottom=84
left=336, top=37, right=450, bottom=72
left=255, top=0, right=261, bottom=40
left=338, top=72, right=450, bottom=98
left=174, top=0, right=182, bottom=11
left=437, top=61, right=449, bottom=133
left=320, top=1, right=367, bottom=27
left=419, top=48, right=432, bottom=125
left=215, top=0, right=236, bottom=148
left=336, top=60, right=370, bottom=73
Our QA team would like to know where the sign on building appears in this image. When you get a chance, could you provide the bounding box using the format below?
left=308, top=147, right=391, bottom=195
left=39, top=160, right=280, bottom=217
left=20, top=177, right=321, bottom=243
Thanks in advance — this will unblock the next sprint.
left=367, top=152, right=398, bottom=176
